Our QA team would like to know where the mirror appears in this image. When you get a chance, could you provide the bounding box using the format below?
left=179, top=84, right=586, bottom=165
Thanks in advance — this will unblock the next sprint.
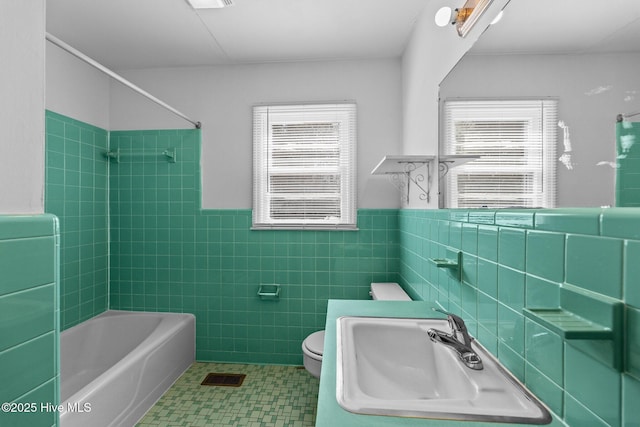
left=439, top=0, right=640, bottom=208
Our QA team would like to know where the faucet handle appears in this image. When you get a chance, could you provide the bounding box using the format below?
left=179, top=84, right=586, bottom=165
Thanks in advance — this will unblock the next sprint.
left=432, top=308, right=468, bottom=334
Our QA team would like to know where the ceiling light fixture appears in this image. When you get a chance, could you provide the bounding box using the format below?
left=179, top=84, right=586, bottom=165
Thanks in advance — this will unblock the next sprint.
left=454, top=0, right=495, bottom=37
left=434, top=6, right=453, bottom=27
left=186, top=0, right=234, bottom=9
left=435, top=0, right=496, bottom=37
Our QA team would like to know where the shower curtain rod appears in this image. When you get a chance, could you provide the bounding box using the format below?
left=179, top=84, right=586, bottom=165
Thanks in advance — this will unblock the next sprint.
left=617, top=111, right=640, bottom=122
left=45, top=33, right=201, bottom=129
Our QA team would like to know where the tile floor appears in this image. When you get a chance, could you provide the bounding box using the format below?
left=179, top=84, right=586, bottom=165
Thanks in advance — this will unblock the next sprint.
left=137, top=362, right=320, bottom=427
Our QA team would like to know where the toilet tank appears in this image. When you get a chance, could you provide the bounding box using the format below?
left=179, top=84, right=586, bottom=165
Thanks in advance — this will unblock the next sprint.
left=369, top=282, right=411, bottom=301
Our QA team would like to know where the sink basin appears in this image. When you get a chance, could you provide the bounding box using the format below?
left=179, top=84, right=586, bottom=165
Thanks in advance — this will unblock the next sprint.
left=336, top=316, right=552, bottom=424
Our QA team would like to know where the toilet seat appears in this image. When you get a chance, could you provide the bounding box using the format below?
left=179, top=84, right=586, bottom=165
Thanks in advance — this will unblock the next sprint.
left=303, top=331, right=324, bottom=358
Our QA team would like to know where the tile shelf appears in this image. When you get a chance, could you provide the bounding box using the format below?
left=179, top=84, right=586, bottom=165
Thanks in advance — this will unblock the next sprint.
left=523, top=308, right=614, bottom=340
left=523, top=284, right=624, bottom=370
left=429, top=249, right=462, bottom=281
left=430, top=258, right=459, bottom=269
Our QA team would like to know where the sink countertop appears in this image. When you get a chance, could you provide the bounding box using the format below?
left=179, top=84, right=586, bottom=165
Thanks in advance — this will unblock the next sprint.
left=315, top=299, right=567, bottom=427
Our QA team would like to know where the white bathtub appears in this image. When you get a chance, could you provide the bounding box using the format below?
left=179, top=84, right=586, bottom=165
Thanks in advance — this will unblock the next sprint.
left=60, top=310, right=195, bottom=427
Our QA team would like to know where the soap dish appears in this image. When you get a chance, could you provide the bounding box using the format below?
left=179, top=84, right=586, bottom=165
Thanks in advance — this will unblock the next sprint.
left=523, top=308, right=614, bottom=340
left=257, top=284, right=280, bottom=301
left=429, top=249, right=462, bottom=281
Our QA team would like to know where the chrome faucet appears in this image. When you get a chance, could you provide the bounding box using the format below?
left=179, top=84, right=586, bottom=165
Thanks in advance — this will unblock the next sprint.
left=427, top=308, right=483, bottom=370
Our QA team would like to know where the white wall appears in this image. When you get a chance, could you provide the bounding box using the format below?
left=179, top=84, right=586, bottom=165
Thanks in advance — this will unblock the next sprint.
left=440, top=52, right=640, bottom=207
left=0, top=0, right=45, bottom=214
left=110, top=59, right=404, bottom=209
left=401, top=0, right=510, bottom=209
left=45, top=44, right=111, bottom=130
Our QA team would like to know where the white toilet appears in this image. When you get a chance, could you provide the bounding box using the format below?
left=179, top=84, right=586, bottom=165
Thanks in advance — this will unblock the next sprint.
left=301, top=282, right=411, bottom=378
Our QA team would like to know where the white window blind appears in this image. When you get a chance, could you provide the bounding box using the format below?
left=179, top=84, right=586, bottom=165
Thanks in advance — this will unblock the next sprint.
left=442, top=99, right=557, bottom=208
left=253, top=103, right=357, bottom=229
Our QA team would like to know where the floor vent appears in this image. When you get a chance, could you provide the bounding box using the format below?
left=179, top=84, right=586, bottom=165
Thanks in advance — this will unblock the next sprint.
left=201, top=373, right=246, bottom=387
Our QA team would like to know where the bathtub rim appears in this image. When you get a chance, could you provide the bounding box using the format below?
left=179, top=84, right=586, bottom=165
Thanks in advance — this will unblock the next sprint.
left=59, top=309, right=195, bottom=425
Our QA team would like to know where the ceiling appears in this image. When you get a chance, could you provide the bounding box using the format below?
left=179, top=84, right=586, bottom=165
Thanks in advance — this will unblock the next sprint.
left=45, top=0, right=429, bottom=70
left=472, top=0, right=640, bottom=55
left=46, top=0, right=640, bottom=72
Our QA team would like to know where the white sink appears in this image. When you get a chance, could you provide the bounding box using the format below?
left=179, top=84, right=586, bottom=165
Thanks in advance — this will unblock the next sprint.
left=336, top=316, right=552, bottom=424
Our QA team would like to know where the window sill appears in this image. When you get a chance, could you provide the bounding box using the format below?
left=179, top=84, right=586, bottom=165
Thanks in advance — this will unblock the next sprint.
left=251, top=224, right=358, bottom=231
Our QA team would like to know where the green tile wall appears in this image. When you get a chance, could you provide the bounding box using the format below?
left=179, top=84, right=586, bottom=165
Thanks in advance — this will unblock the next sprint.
left=108, top=129, right=400, bottom=364
left=616, top=121, right=640, bottom=207
left=45, top=111, right=109, bottom=330
left=41, top=111, right=640, bottom=426
left=43, top=111, right=640, bottom=426
left=399, top=208, right=640, bottom=427
left=0, top=215, right=60, bottom=427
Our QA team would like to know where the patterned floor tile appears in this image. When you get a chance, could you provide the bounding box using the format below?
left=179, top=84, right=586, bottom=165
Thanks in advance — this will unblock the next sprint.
left=137, top=362, right=320, bottom=427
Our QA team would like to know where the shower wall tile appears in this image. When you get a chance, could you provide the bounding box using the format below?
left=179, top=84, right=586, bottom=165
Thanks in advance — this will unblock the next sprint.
left=45, top=111, right=109, bottom=330
left=398, top=207, right=639, bottom=427
left=616, top=122, right=640, bottom=207
left=108, top=128, right=399, bottom=365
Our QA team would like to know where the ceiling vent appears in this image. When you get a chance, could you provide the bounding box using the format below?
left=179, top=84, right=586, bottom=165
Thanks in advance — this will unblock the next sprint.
left=186, top=0, right=234, bottom=9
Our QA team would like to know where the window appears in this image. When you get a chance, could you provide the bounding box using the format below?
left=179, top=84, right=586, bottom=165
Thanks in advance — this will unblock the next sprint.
left=442, top=99, right=557, bottom=208
left=252, top=103, right=357, bottom=229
